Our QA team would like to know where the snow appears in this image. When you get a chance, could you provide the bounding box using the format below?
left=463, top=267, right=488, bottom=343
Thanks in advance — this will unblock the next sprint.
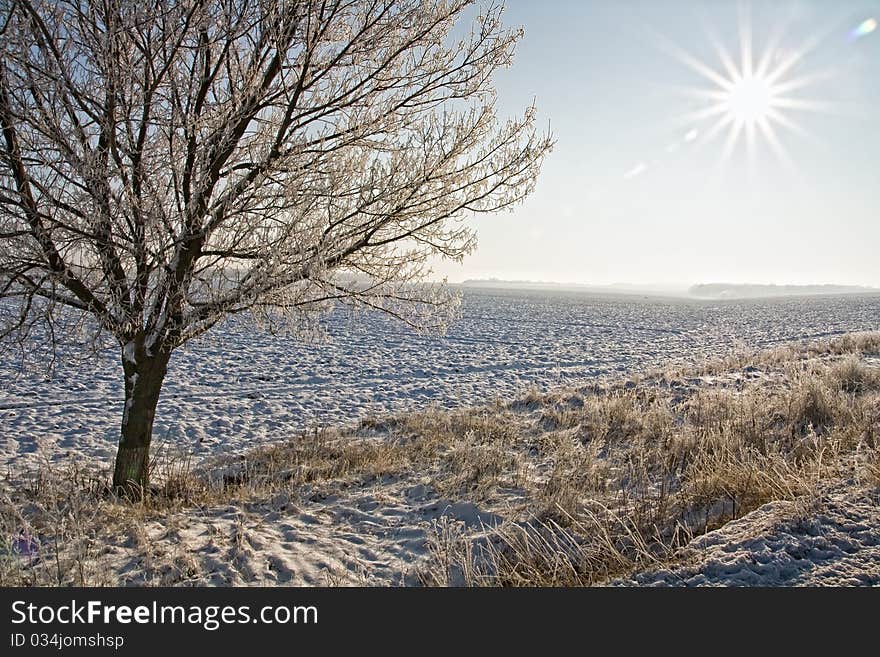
left=2, top=288, right=879, bottom=587
left=122, top=340, right=137, bottom=365
left=616, top=483, right=880, bottom=587
left=2, top=288, right=879, bottom=469
left=121, top=372, right=137, bottom=426
left=74, top=475, right=505, bottom=586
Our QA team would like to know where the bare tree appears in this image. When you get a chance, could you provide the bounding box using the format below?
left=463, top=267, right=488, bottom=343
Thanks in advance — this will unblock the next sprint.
left=0, top=0, right=551, bottom=495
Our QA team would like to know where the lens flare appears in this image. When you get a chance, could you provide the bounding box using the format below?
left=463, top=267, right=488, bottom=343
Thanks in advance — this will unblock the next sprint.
left=850, top=18, right=877, bottom=40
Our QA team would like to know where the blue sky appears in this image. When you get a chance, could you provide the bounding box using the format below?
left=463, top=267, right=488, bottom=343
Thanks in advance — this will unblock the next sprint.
left=432, top=0, right=880, bottom=287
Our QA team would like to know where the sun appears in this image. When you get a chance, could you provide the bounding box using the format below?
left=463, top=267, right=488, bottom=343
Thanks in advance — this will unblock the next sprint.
left=661, top=5, right=836, bottom=168
left=724, top=74, right=775, bottom=124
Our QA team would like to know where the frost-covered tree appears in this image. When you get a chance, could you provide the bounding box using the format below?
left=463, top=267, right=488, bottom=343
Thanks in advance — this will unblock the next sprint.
left=0, top=0, right=551, bottom=495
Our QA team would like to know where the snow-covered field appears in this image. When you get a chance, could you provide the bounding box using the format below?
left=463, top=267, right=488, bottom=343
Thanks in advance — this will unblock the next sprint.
left=2, top=287, right=879, bottom=469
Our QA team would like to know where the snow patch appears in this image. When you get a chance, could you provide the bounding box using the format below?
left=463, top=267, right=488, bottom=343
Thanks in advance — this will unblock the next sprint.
left=616, top=484, right=880, bottom=587
left=123, top=341, right=137, bottom=364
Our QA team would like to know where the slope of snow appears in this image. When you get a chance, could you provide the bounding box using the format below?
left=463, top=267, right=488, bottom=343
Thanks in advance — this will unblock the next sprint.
left=617, top=484, right=880, bottom=587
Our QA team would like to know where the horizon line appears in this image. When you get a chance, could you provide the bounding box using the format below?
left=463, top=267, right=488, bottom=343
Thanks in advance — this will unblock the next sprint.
left=440, top=278, right=880, bottom=290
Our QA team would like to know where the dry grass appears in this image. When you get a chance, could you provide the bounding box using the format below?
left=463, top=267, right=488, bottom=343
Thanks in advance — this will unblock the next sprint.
left=2, top=331, right=879, bottom=586
left=416, top=331, right=880, bottom=586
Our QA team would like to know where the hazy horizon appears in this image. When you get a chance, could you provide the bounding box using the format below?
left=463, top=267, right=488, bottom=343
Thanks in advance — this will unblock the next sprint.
left=444, top=276, right=879, bottom=289
left=428, top=0, right=880, bottom=288
left=448, top=277, right=879, bottom=297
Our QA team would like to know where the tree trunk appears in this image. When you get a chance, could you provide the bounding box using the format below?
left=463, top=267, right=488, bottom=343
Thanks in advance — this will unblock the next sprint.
left=112, top=345, right=171, bottom=497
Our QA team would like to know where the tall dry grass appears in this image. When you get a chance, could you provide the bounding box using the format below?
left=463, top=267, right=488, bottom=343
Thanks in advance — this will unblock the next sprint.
left=416, top=332, right=880, bottom=585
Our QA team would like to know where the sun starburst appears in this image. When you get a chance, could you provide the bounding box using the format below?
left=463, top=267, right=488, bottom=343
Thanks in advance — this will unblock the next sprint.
left=663, top=5, right=836, bottom=169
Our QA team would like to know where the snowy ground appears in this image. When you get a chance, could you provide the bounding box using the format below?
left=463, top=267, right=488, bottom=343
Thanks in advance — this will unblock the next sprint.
left=2, top=288, right=879, bottom=469
left=616, top=483, right=880, bottom=587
